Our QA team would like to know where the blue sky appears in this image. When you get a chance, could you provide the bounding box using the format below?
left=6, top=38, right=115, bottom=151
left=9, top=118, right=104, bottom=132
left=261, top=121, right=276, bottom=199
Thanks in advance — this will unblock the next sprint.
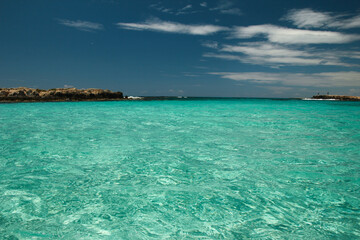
left=1, top=0, right=360, bottom=97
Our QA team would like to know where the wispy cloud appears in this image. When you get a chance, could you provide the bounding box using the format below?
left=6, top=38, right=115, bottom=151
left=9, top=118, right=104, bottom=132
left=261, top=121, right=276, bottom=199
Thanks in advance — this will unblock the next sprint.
left=116, top=19, right=228, bottom=35
left=149, top=3, right=173, bottom=13
left=334, top=50, right=360, bottom=59
left=150, top=3, right=196, bottom=15
left=210, top=0, right=242, bottom=16
left=221, top=42, right=310, bottom=57
left=206, top=53, right=334, bottom=67
left=232, top=24, right=360, bottom=44
left=284, top=9, right=360, bottom=29
left=203, top=42, right=359, bottom=67
left=176, top=4, right=197, bottom=15
left=205, top=52, right=336, bottom=67
left=283, top=9, right=334, bottom=28
left=57, top=19, right=104, bottom=32
left=220, top=8, right=242, bottom=15
left=338, top=16, right=360, bottom=29
left=201, top=41, right=219, bottom=49
left=200, top=2, right=207, bottom=7
left=210, top=71, right=360, bottom=87
left=180, top=4, right=192, bottom=11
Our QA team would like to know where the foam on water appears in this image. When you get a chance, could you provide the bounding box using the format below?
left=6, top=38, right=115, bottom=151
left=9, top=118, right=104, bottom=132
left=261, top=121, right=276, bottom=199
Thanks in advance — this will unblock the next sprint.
left=0, top=99, right=359, bottom=239
left=302, top=98, right=338, bottom=101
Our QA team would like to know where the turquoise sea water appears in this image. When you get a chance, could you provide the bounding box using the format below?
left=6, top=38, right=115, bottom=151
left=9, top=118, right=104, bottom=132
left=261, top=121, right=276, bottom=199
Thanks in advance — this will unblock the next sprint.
left=0, top=99, right=359, bottom=239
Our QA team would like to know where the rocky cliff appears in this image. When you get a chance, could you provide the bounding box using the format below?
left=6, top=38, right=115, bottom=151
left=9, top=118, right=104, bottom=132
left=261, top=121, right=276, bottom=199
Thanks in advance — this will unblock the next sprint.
left=312, top=95, right=360, bottom=101
left=0, top=87, right=124, bottom=102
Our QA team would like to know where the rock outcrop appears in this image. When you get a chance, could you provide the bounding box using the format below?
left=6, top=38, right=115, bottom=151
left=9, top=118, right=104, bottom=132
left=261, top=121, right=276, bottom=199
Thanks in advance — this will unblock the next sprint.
left=312, top=95, right=360, bottom=101
left=0, top=87, right=124, bottom=102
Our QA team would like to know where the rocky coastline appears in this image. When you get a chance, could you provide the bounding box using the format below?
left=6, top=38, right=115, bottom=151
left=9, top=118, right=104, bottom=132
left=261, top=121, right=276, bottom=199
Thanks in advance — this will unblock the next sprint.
left=0, top=87, right=124, bottom=102
left=312, top=95, right=360, bottom=101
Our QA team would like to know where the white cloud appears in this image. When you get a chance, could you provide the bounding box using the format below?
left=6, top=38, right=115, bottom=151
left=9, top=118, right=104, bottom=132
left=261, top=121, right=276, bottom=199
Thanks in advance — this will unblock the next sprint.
left=232, top=24, right=360, bottom=44
left=331, top=15, right=360, bottom=29
left=57, top=19, right=104, bottom=32
left=204, top=42, right=359, bottom=67
left=210, top=0, right=242, bottom=16
left=176, top=4, right=197, bottom=15
left=205, top=53, right=330, bottom=66
left=204, top=53, right=243, bottom=61
left=221, top=42, right=311, bottom=57
left=180, top=4, right=192, bottom=11
left=211, top=0, right=232, bottom=11
left=116, top=19, right=228, bottom=35
left=150, top=3, right=196, bottom=15
left=210, top=71, right=360, bottom=87
left=200, top=2, right=207, bottom=7
left=284, top=9, right=333, bottom=28
left=284, top=9, right=360, bottom=29
left=149, top=3, right=173, bottom=13
left=201, top=41, right=219, bottom=49
left=336, top=50, right=360, bottom=59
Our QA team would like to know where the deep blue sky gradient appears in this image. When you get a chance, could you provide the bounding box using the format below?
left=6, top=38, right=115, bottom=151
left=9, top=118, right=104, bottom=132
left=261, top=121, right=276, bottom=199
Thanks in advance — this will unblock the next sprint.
left=1, top=0, right=360, bottom=97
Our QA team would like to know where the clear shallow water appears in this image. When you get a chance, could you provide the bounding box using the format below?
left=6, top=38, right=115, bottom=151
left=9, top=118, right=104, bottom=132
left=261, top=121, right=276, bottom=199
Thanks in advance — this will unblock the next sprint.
left=0, top=99, right=359, bottom=239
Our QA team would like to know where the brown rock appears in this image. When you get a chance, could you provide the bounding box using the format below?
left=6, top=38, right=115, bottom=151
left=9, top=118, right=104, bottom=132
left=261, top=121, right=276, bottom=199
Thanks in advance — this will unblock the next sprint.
left=312, top=95, right=360, bottom=101
left=0, top=87, right=124, bottom=102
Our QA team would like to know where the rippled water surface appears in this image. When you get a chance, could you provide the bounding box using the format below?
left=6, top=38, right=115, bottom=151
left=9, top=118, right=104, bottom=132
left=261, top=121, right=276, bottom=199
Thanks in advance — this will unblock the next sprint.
left=1, top=99, right=360, bottom=239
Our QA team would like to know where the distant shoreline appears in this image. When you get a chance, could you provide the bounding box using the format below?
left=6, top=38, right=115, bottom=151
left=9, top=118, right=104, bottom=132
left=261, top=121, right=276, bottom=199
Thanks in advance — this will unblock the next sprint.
left=1, top=87, right=360, bottom=102
left=311, top=95, right=360, bottom=101
left=0, top=87, right=124, bottom=103
left=0, top=98, right=126, bottom=103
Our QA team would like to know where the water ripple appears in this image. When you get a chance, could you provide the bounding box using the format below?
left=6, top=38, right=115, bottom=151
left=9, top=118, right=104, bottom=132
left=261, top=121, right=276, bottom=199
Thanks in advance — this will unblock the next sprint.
left=0, top=100, right=359, bottom=239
